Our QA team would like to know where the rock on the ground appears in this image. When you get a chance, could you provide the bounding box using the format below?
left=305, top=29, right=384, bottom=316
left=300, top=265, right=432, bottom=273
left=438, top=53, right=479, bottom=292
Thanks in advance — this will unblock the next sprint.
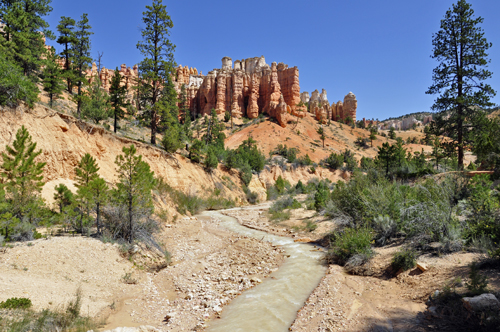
left=462, top=293, right=500, bottom=312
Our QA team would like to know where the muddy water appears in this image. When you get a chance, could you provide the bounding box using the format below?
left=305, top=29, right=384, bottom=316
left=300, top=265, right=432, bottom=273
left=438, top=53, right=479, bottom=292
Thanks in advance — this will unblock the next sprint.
left=203, top=209, right=327, bottom=332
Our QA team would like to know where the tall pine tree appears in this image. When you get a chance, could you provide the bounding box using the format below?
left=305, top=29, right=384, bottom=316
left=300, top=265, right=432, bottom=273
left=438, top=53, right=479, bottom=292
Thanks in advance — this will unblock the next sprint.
left=0, top=0, right=53, bottom=80
left=42, top=46, right=64, bottom=108
left=136, top=0, right=176, bottom=145
left=426, top=0, right=496, bottom=169
left=114, top=145, right=155, bottom=243
left=71, top=13, right=93, bottom=118
left=56, top=16, right=76, bottom=92
left=109, top=68, right=128, bottom=133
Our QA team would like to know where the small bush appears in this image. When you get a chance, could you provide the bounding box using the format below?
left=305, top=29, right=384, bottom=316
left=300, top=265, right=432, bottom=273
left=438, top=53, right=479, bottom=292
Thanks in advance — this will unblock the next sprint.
left=269, top=210, right=291, bottom=222
left=269, top=196, right=301, bottom=214
left=305, top=220, right=317, bottom=232
left=327, top=227, right=373, bottom=265
left=372, top=215, right=397, bottom=246
left=466, top=262, right=489, bottom=295
left=0, top=297, right=32, bottom=309
left=122, top=272, right=138, bottom=284
left=391, top=248, right=417, bottom=272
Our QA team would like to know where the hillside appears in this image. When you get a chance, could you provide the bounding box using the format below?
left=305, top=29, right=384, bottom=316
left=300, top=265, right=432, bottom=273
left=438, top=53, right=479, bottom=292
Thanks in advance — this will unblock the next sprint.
left=224, top=112, right=432, bottom=163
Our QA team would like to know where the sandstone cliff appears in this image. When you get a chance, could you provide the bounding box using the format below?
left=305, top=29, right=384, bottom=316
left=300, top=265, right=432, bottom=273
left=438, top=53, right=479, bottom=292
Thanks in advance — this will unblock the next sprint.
left=175, top=56, right=307, bottom=127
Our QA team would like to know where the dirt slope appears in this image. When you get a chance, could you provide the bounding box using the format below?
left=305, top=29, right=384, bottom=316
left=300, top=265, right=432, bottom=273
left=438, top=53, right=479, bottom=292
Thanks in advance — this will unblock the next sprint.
left=0, top=105, right=248, bottom=211
left=225, top=113, right=431, bottom=163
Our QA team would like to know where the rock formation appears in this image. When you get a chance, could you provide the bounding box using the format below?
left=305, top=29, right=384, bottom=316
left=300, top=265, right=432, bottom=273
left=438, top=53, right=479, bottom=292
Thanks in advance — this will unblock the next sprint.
left=172, top=56, right=307, bottom=127
left=276, top=94, right=289, bottom=127
left=301, top=89, right=357, bottom=124
left=343, top=92, right=357, bottom=123
left=300, top=92, right=310, bottom=104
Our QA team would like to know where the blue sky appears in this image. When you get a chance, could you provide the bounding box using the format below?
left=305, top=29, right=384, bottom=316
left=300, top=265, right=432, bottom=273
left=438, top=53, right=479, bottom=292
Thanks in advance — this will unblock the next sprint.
left=45, top=0, right=500, bottom=121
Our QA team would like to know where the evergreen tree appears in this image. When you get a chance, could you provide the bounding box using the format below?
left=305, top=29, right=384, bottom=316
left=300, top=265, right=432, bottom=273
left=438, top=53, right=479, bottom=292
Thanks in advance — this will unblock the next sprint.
left=377, top=142, right=396, bottom=176
left=71, top=13, right=93, bottom=118
left=369, top=128, right=377, bottom=147
left=88, top=177, right=108, bottom=236
left=388, top=127, right=396, bottom=139
left=114, top=145, right=155, bottom=243
left=109, top=68, right=128, bottom=133
left=136, top=0, right=176, bottom=145
left=432, top=137, right=444, bottom=169
left=74, top=153, right=99, bottom=233
left=53, top=183, right=73, bottom=213
left=162, top=126, right=182, bottom=153
left=42, top=46, right=64, bottom=108
left=56, top=16, right=77, bottom=92
left=81, top=74, right=111, bottom=124
left=426, top=0, right=496, bottom=169
left=317, top=126, right=325, bottom=148
left=0, top=0, right=53, bottom=80
left=1, top=126, right=46, bottom=219
left=204, top=147, right=218, bottom=172
left=0, top=52, right=39, bottom=108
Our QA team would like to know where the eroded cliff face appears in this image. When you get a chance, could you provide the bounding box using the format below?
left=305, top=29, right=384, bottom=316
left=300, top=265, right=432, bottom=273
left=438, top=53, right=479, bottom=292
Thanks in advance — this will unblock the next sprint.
left=305, top=89, right=357, bottom=124
left=175, top=56, right=307, bottom=127
left=0, top=105, right=248, bottom=209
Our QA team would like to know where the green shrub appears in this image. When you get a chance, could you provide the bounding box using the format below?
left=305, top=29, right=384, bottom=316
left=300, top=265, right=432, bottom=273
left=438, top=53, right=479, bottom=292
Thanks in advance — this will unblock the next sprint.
left=466, top=262, right=489, bottom=296
left=269, top=210, right=291, bottom=222
left=327, top=227, right=373, bottom=265
left=240, top=163, right=253, bottom=186
left=295, top=154, right=313, bottom=166
left=275, top=175, right=290, bottom=195
left=305, top=220, right=317, bottom=232
left=269, top=196, right=301, bottom=214
left=391, top=248, right=417, bottom=272
left=295, top=180, right=306, bottom=194
left=0, top=297, right=32, bottom=309
left=324, top=152, right=344, bottom=170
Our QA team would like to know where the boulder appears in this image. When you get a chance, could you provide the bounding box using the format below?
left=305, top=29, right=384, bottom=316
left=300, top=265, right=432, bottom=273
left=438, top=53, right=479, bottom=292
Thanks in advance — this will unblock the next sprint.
left=462, top=293, right=500, bottom=312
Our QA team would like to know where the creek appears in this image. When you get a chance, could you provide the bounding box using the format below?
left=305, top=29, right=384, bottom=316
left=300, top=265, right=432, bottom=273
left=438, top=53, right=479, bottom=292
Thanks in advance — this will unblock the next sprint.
left=202, top=209, right=327, bottom=332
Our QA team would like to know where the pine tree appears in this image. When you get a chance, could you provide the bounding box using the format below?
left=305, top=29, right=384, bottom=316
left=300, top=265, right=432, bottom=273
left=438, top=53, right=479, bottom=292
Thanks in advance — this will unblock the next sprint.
left=74, top=153, right=99, bottom=233
left=109, top=68, right=128, bottom=133
left=88, top=177, right=108, bottom=236
left=377, top=142, right=396, bottom=176
left=53, top=183, right=73, bottom=213
left=114, top=145, right=155, bottom=243
left=204, top=147, right=218, bottom=172
left=1, top=125, right=46, bottom=219
left=369, top=128, right=377, bottom=147
left=432, top=137, right=444, bottom=169
left=0, top=0, right=53, bottom=80
left=426, top=0, right=496, bottom=169
left=42, top=46, right=64, bottom=108
left=388, top=127, right=396, bottom=140
left=317, top=126, right=325, bottom=148
left=0, top=52, right=39, bottom=108
left=56, top=16, right=77, bottom=92
left=136, top=0, right=176, bottom=145
left=81, top=74, right=111, bottom=124
left=71, top=13, right=93, bottom=118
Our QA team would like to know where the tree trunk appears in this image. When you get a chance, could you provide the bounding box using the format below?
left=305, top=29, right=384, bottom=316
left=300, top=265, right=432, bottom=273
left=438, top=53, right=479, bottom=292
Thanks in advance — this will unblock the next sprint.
left=96, top=202, right=101, bottom=236
left=77, top=80, right=82, bottom=118
left=114, top=110, right=118, bottom=133
left=151, top=108, right=156, bottom=145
